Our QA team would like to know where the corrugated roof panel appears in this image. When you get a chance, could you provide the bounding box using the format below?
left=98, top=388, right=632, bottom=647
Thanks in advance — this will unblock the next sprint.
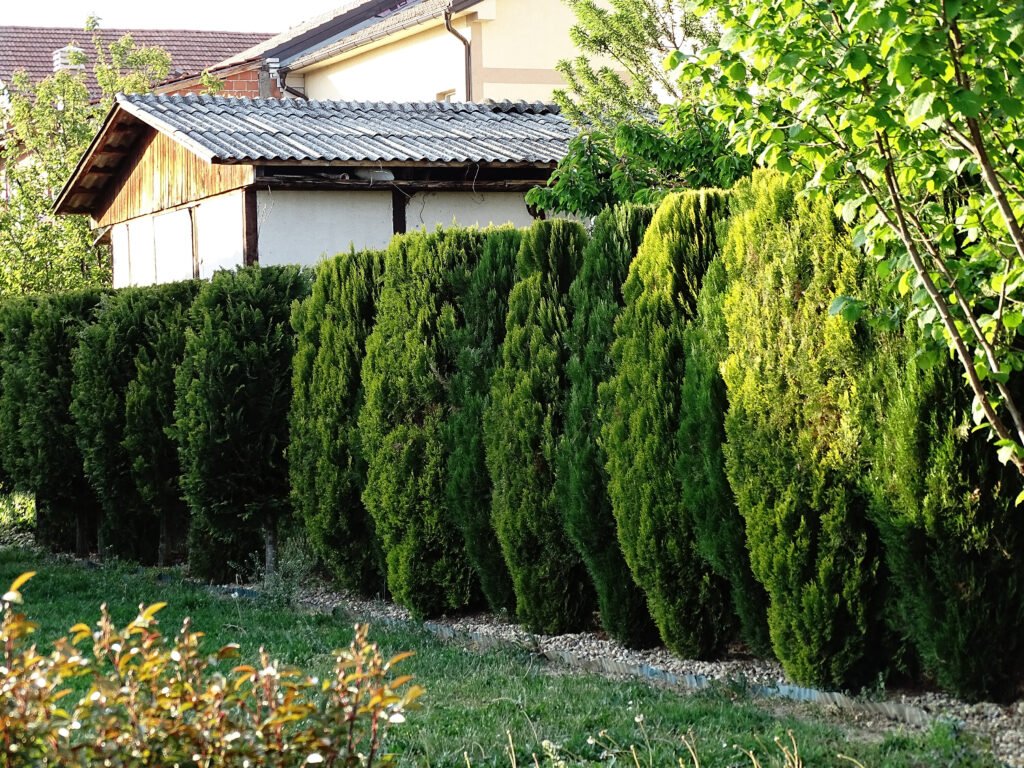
left=114, top=93, right=573, bottom=165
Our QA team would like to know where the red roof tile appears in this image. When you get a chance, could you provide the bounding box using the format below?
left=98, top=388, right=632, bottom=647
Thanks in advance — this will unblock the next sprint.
left=0, top=26, right=274, bottom=98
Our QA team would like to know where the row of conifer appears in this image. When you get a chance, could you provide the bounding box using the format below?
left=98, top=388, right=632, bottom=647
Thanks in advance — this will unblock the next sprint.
left=0, top=170, right=1021, bottom=702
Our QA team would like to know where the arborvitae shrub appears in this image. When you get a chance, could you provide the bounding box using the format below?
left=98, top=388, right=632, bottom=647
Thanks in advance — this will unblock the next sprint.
left=600, top=190, right=734, bottom=659
left=868, top=332, right=1024, bottom=701
left=556, top=204, right=659, bottom=648
left=290, top=249, right=386, bottom=596
left=446, top=228, right=521, bottom=615
left=72, top=281, right=200, bottom=564
left=1, top=291, right=106, bottom=555
left=720, top=171, right=888, bottom=688
left=360, top=229, right=485, bottom=617
left=0, top=297, right=40, bottom=496
left=677, top=256, right=771, bottom=656
left=174, top=266, right=310, bottom=581
left=483, top=219, right=596, bottom=634
left=122, top=281, right=202, bottom=566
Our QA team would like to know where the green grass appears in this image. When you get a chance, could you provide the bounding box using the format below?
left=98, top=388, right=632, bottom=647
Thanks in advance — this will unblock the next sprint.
left=0, top=546, right=997, bottom=768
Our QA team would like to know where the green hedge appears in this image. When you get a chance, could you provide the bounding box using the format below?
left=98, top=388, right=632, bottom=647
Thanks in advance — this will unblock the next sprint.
left=484, top=220, right=596, bottom=634
left=174, top=266, right=310, bottom=581
left=360, top=230, right=485, bottom=617
left=720, top=171, right=889, bottom=689
left=556, top=204, right=659, bottom=647
left=600, top=190, right=734, bottom=659
left=446, top=228, right=522, bottom=615
left=868, top=327, right=1024, bottom=701
left=72, top=281, right=200, bottom=564
left=677, top=257, right=771, bottom=655
left=0, top=291, right=106, bottom=555
left=290, top=250, right=386, bottom=596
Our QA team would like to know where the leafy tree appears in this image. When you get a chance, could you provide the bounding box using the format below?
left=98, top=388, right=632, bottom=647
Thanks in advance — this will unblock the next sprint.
left=290, top=250, right=386, bottom=596
left=359, top=230, right=485, bottom=618
left=173, top=266, right=310, bottom=581
left=527, top=0, right=748, bottom=217
left=599, top=190, right=733, bottom=659
left=556, top=204, right=659, bottom=647
left=677, top=256, right=771, bottom=655
left=484, top=220, right=596, bottom=634
left=446, top=228, right=522, bottom=615
left=123, top=281, right=202, bottom=566
left=680, top=0, right=1024, bottom=477
left=0, top=21, right=170, bottom=295
left=720, top=171, right=890, bottom=689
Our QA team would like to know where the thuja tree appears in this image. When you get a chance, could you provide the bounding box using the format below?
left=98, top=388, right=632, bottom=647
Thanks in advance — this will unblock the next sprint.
left=71, top=282, right=199, bottom=563
left=483, top=220, right=596, bottom=634
left=720, top=171, right=889, bottom=689
left=0, top=291, right=106, bottom=554
left=174, top=266, right=310, bottom=581
left=677, top=256, right=771, bottom=655
left=290, top=249, right=386, bottom=596
left=122, top=281, right=202, bottom=567
left=360, top=230, right=485, bottom=617
left=868, top=329, right=1024, bottom=701
left=445, top=228, right=522, bottom=615
left=600, top=190, right=733, bottom=659
left=556, top=204, right=659, bottom=647
left=678, top=0, right=1024, bottom=477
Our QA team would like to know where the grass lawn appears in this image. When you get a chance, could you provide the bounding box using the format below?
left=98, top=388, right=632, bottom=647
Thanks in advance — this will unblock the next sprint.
left=0, top=545, right=997, bottom=768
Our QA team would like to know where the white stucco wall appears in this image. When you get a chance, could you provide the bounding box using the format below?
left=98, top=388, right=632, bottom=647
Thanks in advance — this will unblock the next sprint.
left=112, top=224, right=130, bottom=288
left=406, top=190, right=535, bottom=231
left=127, top=216, right=156, bottom=286
left=153, top=209, right=195, bottom=284
left=195, top=192, right=245, bottom=279
left=256, top=189, right=394, bottom=267
left=302, top=24, right=470, bottom=102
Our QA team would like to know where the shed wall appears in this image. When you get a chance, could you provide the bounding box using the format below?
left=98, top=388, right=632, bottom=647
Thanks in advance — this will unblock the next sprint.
left=406, top=190, right=534, bottom=231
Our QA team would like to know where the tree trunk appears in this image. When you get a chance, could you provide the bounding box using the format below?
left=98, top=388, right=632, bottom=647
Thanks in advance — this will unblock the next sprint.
left=264, top=518, right=278, bottom=576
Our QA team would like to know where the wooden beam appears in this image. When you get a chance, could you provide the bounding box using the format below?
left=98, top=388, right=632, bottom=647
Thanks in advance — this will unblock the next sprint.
left=392, top=188, right=407, bottom=236
left=253, top=178, right=544, bottom=193
left=242, top=188, right=258, bottom=267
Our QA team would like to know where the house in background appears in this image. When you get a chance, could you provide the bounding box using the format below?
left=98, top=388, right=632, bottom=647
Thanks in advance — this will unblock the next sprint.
left=0, top=26, right=274, bottom=99
left=158, top=0, right=584, bottom=103
left=55, top=93, right=572, bottom=287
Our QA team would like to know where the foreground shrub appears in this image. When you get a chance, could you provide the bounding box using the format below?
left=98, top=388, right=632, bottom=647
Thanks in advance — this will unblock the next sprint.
left=0, top=291, right=105, bottom=555
left=721, top=171, right=889, bottom=688
left=174, top=266, right=310, bottom=581
left=0, top=572, right=421, bottom=767
left=600, top=190, right=733, bottom=659
left=677, top=257, right=771, bottom=655
left=556, top=204, right=659, bottom=647
left=446, top=228, right=522, bottom=615
left=484, top=220, right=596, bottom=634
left=290, top=250, right=386, bottom=596
left=360, top=230, right=485, bottom=617
left=72, top=281, right=200, bottom=564
left=868, top=333, right=1024, bottom=701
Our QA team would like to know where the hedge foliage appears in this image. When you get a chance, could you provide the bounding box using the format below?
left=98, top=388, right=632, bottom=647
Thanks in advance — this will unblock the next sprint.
left=174, top=266, right=310, bottom=581
left=556, top=204, right=659, bottom=647
left=0, top=291, right=105, bottom=555
left=446, top=228, right=521, bottom=615
left=122, top=281, right=203, bottom=567
left=600, top=190, right=734, bottom=659
left=868, top=328, right=1024, bottom=701
left=290, top=249, right=386, bottom=596
left=72, top=281, right=200, bottom=564
left=360, top=230, right=485, bottom=617
left=677, top=257, right=771, bottom=655
left=720, top=171, right=889, bottom=689
left=484, top=220, right=596, bottom=634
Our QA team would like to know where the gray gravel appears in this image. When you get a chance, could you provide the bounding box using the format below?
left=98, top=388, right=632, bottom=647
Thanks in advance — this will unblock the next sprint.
left=293, top=581, right=1024, bottom=768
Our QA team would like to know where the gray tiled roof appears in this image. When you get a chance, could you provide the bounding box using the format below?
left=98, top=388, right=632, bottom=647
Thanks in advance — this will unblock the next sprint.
left=116, top=93, right=572, bottom=165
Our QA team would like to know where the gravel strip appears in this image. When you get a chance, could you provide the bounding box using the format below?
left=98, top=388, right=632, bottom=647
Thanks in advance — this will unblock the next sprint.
left=293, top=581, right=1024, bottom=768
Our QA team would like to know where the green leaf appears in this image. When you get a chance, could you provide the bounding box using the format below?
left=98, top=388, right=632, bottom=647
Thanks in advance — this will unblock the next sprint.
left=725, top=60, right=747, bottom=82
left=951, top=88, right=983, bottom=118
left=905, top=91, right=936, bottom=128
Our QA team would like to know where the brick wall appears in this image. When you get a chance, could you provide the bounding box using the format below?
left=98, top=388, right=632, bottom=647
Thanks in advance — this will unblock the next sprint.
left=159, top=65, right=284, bottom=98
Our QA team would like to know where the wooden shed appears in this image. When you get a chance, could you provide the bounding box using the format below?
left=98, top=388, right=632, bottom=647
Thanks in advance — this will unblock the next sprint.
left=55, top=93, right=572, bottom=287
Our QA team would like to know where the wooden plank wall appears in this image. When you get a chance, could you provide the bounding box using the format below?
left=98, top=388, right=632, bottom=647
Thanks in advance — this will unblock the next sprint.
left=96, top=128, right=253, bottom=227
